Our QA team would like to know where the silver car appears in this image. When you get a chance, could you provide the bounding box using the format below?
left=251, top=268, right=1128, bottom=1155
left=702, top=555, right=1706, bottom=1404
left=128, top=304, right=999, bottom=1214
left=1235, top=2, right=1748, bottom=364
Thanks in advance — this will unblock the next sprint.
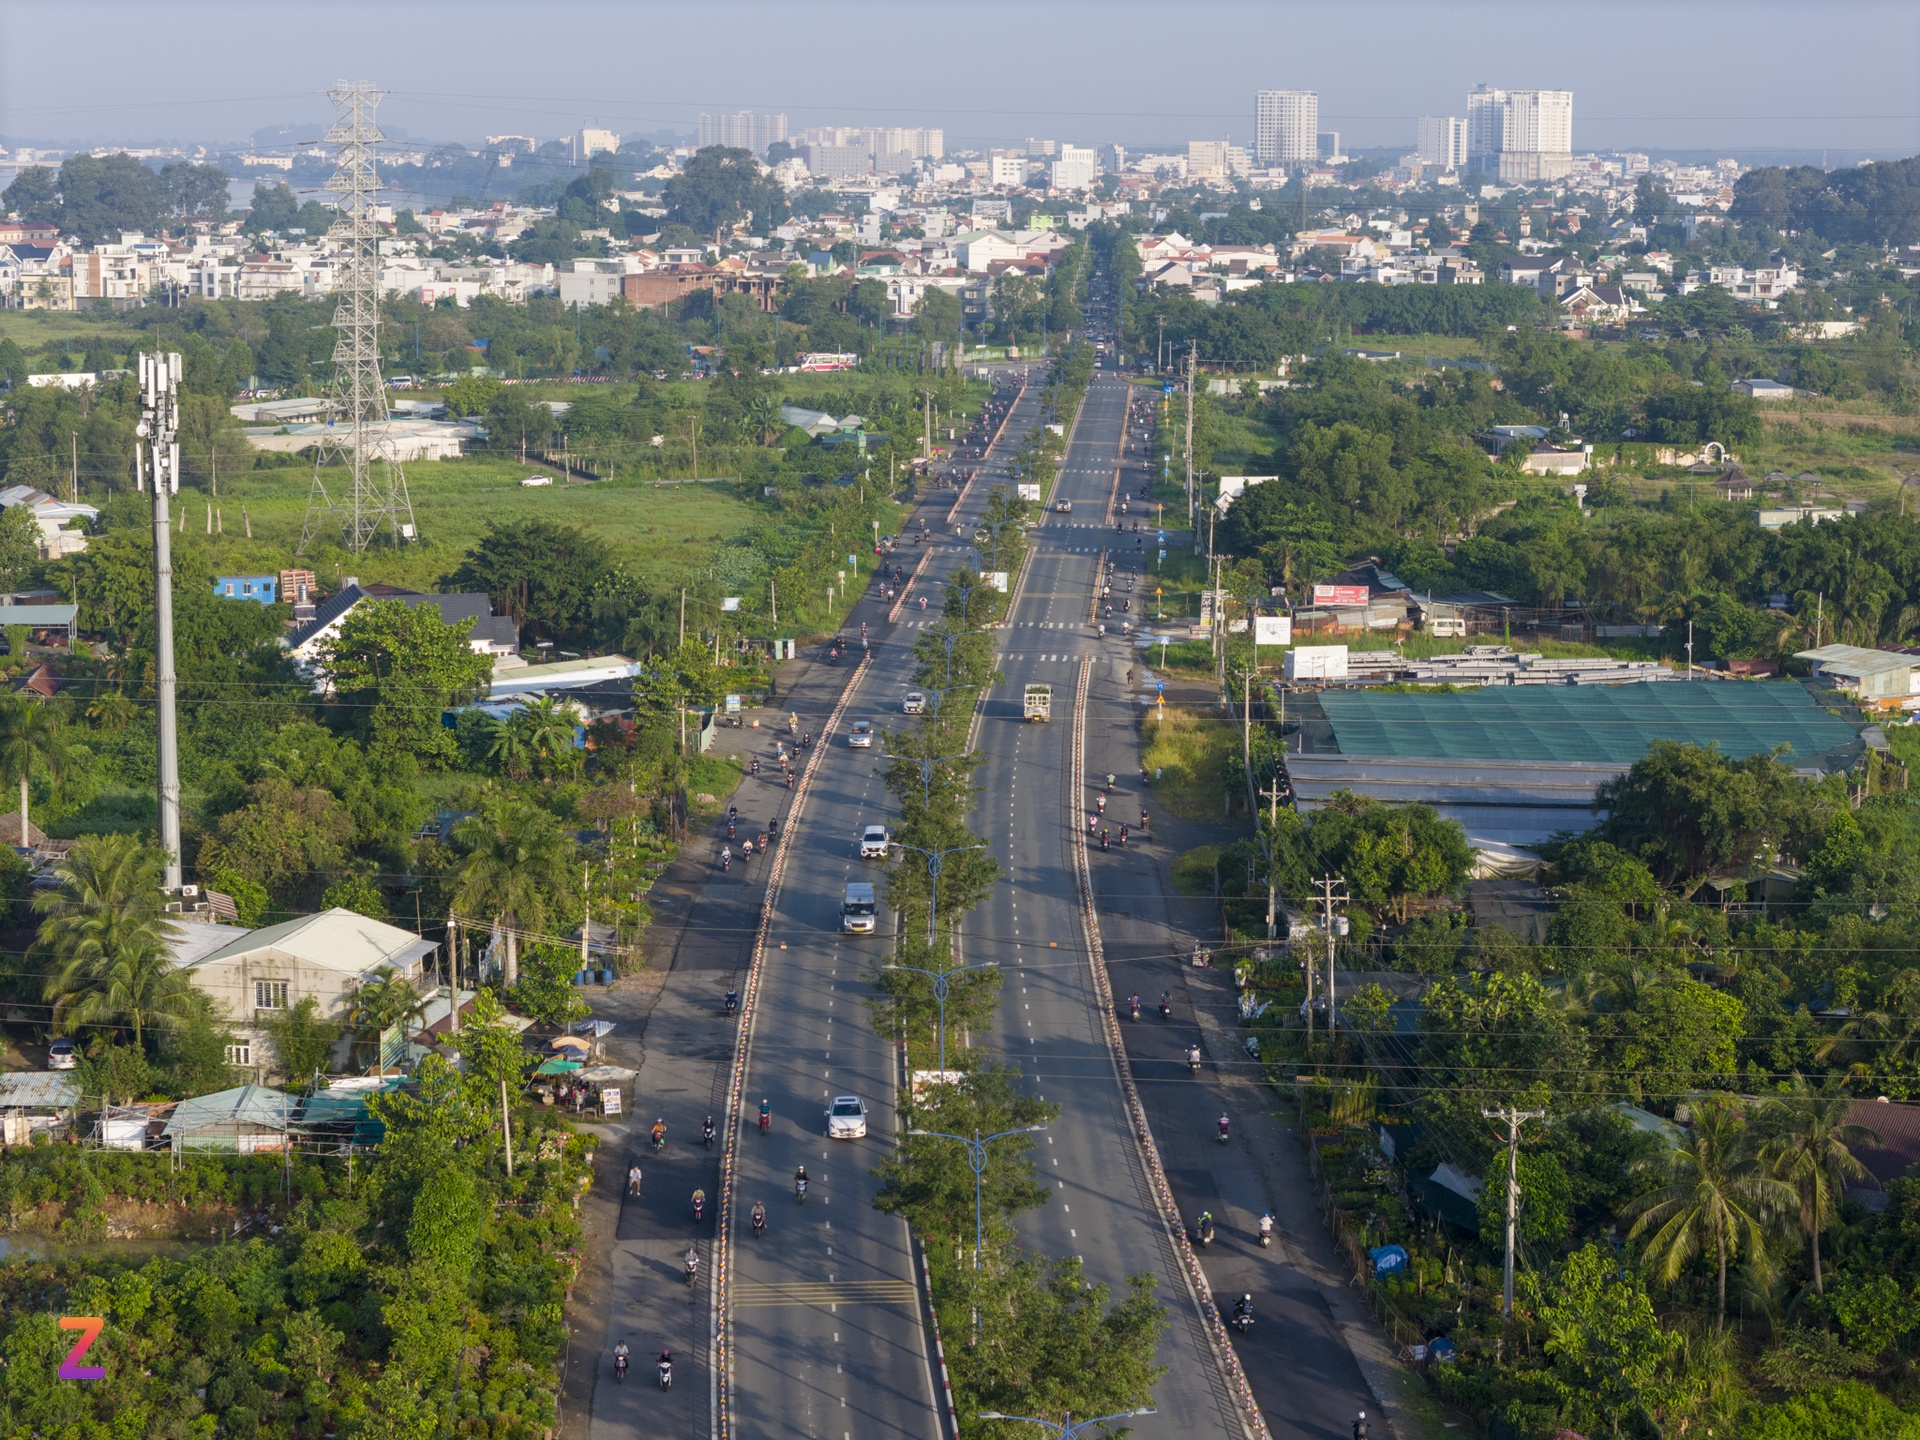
left=826, top=1096, right=868, bottom=1140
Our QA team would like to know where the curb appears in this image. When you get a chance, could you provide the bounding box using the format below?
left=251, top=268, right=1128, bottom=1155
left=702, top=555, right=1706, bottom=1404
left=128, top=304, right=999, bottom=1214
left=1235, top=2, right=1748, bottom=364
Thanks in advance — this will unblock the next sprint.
left=916, top=1238, right=961, bottom=1440
left=1069, top=656, right=1273, bottom=1440
left=946, top=377, right=1028, bottom=527
left=712, top=652, right=873, bottom=1440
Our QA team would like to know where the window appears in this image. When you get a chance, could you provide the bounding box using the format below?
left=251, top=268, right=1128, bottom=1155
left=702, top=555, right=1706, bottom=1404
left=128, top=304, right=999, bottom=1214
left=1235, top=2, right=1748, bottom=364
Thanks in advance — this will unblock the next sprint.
left=254, top=980, right=288, bottom=1011
left=225, top=1043, right=251, bottom=1067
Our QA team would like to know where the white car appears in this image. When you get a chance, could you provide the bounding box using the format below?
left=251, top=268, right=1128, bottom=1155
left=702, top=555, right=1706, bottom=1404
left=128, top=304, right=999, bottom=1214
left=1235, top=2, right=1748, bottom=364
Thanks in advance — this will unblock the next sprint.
left=826, top=1095, right=868, bottom=1140
left=520, top=475, right=553, bottom=488
left=860, top=824, right=891, bottom=860
left=46, top=1037, right=76, bottom=1070
left=902, top=691, right=926, bottom=715
left=848, top=721, right=874, bottom=748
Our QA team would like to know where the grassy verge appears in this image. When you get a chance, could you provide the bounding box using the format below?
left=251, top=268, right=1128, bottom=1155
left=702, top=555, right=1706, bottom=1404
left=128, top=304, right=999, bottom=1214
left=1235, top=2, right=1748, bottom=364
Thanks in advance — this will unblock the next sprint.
left=1141, top=706, right=1240, bottom=820
left=1171, top=843, right=1226, bottom=896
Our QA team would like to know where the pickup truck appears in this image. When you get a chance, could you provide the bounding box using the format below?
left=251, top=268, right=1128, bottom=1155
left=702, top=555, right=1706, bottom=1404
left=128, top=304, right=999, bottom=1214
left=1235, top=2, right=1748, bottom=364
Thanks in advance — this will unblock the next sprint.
left=1023, top=683, right=1052, bottom=722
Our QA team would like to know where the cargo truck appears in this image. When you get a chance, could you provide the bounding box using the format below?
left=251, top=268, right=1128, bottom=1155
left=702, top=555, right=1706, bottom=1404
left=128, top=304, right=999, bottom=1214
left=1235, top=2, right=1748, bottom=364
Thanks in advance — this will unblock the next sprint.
left=1023, top=684, right=1052, bottom=722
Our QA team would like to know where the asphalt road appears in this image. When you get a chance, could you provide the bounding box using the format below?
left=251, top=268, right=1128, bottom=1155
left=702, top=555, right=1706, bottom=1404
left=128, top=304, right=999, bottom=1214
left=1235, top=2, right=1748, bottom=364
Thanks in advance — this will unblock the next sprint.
left=724, top=372, right=1054, bottom=1440
left=963, top=358, right=1256, bottom=1440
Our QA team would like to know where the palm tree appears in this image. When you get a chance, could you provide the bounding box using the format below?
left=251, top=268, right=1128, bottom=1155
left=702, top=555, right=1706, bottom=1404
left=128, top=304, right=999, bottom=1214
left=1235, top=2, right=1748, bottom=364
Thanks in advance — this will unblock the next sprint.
left=84, top=688, right=135, bottom=733
left=0, top=694, right=71, bottom=847
left=451, top=802, right=574, bottom=988
left=1757, top=1076, right=1878, bottom=1295
left=743, top=393, right=785, bottom=446
left=1626, top=1097, right=1797, bottom=1328
left=483, top=714, right=531, bottom=779
left=515, top=697, right=578, bottom=774
left=36, top=834, right=189, bottom=1049
left=348, top=966, right=429, bottom=1077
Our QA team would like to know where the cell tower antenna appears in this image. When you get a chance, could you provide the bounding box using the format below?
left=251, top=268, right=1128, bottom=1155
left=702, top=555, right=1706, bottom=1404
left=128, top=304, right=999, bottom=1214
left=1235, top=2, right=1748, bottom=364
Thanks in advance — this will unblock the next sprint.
left=300, top=80, right=418, bottom=554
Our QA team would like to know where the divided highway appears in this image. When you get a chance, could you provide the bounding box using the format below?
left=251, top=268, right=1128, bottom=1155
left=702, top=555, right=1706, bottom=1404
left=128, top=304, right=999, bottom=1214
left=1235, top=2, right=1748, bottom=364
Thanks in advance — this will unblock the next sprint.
left=724, top=371, right=1052, bottom=1440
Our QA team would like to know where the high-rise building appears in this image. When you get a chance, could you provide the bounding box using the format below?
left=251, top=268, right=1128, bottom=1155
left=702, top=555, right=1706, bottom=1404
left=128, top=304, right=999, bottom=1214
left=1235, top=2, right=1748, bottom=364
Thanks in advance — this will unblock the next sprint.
left=1465, top=86, right=1573, bottom=180
left=579, top=128, right=620, bottom=159
left=1254, top=90, right=1318, bottom=165
left=1317, top=132, right=1344, bottom=162
left=1025, top=138, right=1057, bottom=158
left=1187, top=140, right=1230, bottom=182
left=1415, top=116, right=1467, bottom=170
left=698, top=111, right=790, bottom=154
left=1050, top=144, right=1098, bottom=191
left=988, top=154, right=1027, bottom=187
left=801, top=143, right=869, bottom=181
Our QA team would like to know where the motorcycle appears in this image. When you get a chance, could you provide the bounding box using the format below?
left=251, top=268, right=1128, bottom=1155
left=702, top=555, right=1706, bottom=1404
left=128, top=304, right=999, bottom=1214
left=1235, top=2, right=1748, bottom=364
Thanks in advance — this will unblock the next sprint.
left=1232, top=1298, right=1254, bottom=1334
left=1100, top=831, right=1111, bottom=851
left=724, top=990, right=738, bottom=1014
left=720, top=851, right=731, bottom=873
left=1197, top=1213, right=1216, bottom=1247
left=1129, top=996, right=1142, bottom=1022
left=702, top=1121, right=715, bottom=1151
left=1259, top=1214, right=1275, bottom=1248
left=658, top=1357, right=674, bottom=1390
left=1187, top=1047, right=1202, bottom=1075
left=1159, top=995, right=1171, bottom=1020
left=752, top=1204, right=766, bottom=1238
left=692, top=1190, right=706, bottom=1223
left=1120, top=825, right=1129, bottom=847
left=683, top=1252, right=699, bottom=1286
left=727, top=820, right=736, bottom=840
left=650, top=1126, right=667, bottom=1154
left=1141, top=810, right=1150, bottom=831
left=758, top=1105, right=771, bottom=1134
left=615, top=1351, right=629, bottom=1383
left=1218, top=1116, right=1232, bottom=1145
left=795, top=1176, right=809, bottom=1204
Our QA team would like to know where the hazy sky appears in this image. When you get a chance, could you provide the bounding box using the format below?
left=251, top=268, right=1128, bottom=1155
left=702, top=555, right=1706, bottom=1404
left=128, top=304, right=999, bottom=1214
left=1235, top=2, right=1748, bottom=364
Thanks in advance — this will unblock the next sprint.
left=4, top=0, right=1916, bottom=158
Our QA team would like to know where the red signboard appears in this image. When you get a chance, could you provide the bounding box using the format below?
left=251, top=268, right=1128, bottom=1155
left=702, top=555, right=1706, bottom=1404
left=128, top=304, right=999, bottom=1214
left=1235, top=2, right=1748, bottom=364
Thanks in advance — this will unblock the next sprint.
left=1312, top=584, right=1371, bottom=608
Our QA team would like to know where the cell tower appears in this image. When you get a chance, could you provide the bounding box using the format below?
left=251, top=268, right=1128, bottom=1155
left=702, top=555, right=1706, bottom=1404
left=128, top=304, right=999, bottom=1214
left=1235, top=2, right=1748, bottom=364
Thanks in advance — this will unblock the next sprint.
left=299, top=80, right=418, bottom=554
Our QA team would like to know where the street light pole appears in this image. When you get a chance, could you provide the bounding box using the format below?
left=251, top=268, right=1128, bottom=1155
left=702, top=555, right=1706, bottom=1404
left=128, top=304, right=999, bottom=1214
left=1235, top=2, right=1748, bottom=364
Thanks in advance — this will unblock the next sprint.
left=136, top=351, right=184, bottom=891
left=886, top=959, right=997, bottom=1076
left=908, top=1124, right=1047, bottom=1341
left=977, top=1408, right=1159, bottom=1438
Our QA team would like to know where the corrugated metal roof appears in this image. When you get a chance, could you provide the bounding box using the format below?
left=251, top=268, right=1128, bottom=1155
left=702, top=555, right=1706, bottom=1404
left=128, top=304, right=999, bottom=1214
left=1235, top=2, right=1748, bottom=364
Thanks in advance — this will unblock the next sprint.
left=195, top=907, right=436, bottom=977
left=163, top=1084, right=292, bottom=1135
left=0, top=605, right=76, bottom=626
left=1316, top=681, right=1859, bottom=771
left=0, top=1071, right=80, bottom=1109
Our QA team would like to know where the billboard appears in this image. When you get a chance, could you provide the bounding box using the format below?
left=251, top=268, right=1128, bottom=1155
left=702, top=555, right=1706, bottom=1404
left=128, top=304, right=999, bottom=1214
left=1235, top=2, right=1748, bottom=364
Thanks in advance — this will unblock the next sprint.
left=1311, top=584, right=1371, bottom=608
left=1017, top=483, right=1041, bottom=501
left=1253, top=616, right=1292, bottom=646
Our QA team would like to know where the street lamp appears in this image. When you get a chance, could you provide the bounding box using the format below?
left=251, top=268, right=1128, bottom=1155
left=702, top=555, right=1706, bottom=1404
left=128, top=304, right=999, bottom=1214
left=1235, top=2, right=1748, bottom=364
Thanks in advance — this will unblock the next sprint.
left=891, top=840, right=986, bottom=946
left=908, top=1124, right=1047, bottom=1341
left=977, top=1408, right=1158, bottom=1436
left=887, top=958, right=998, bottom=1077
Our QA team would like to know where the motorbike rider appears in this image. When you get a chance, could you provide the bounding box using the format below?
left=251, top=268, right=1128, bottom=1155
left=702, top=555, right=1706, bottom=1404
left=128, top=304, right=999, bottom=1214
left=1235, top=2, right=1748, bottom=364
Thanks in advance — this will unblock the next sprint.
left=659, top=1350, right=674, bottom=1388
left=1187, top=1044, right=1203, bottom=1071
left=795, top=1164, right=809, bottom=1200
left=614, top=1340, right=630, bottom=1379
left=1233, top=1294, right=1254, bottom=1329
left=692, top=1188, right=706, bottom=1220
left=752, top=1200, right=767, bottom=1236
left=1259, top=1212, right=1275, bottom=1246
left=651, top=1118, right=667, bottom=1149
left=627, top=1163, right=643, bottom=1196
left=702, top=1116, right=716, bottom=1149
left=725, top=988, right=739, bottom=1013
left=1353, top=1412, right=1369, bottom=1440
left=684, top=1247, right=699, bottom=1280
left=1218, top=1113, right=1232, bottom=1142
left=758, top=1097, right=771, bottom=1131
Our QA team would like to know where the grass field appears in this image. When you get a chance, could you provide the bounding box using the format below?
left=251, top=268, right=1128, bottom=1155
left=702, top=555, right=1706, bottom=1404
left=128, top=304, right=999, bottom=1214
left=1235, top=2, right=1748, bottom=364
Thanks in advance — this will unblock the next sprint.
left=0, top=312, right=144, bottom=355
left=1140, top=707, right=1239, bottom=820
left=192, top=455, right=762, bottom=593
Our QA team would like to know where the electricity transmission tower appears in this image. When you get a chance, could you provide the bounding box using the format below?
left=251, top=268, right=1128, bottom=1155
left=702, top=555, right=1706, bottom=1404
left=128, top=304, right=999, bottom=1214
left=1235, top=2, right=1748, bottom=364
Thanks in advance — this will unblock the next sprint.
left=300, top=80, right=418, bottom=554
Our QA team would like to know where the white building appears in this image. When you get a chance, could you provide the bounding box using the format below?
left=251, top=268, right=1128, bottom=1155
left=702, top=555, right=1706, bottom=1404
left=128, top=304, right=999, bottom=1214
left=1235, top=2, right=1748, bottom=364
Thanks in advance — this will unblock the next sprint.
left=805, top=143, right=870, bottom=181
left=1050, top=145, right=1098, bottom=191
left=1417, top=115, right=1467, bottom=170
left=579, top=128, right=620, bottom=159
left=988, top=155, right=1027, bottom=187
left=1255, top=90, right=1318, bottom=165
left=1467, top=86, right=1573, bottom=181
left=698, top=111, right=788, bottom=153
left=1187, top=140, right=1231, bottom=182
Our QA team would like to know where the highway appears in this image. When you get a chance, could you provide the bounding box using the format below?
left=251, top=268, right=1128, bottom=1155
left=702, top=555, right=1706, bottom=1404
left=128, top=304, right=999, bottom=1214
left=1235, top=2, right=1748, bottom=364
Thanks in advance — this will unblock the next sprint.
left=964, top=359, right=1256, bottom=1440
left=724, top=369, right=1052, bottom=1440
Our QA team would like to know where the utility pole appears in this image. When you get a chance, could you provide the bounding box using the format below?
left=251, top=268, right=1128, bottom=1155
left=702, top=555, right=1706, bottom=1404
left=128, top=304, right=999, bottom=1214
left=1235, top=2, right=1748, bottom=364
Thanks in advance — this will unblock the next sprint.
left=500, top=1077, right=515, bottom=1177
left=1313, top=875, right=1348, bottom=1037
left=446, top=917, right=460, bottom=1035
left=136, top=351, right=184, bottom=891
left=924, top=387, right=933, bottom=461
left=1482, top=1105, right=1546, bottom=1318
left=1184, top=341, right=1196, bottom=529
left=1259, top=781, right=1285, bottom=940
left=70, top=432, right=77, bottom=503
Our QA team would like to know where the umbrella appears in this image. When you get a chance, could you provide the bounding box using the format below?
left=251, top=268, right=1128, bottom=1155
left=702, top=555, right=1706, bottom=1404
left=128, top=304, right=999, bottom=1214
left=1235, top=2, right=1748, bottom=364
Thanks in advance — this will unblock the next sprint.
left=578, top=1064, right=635, bottom=1083
left=534, top=1058, right=582, bottom=1076
left=550, top=1036, right=591, bottom=1053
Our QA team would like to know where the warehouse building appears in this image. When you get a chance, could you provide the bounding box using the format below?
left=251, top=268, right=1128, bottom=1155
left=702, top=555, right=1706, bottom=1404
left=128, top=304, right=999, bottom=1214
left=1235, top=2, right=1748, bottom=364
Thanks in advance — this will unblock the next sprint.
left=1284, top=681, right=1864, bottom=871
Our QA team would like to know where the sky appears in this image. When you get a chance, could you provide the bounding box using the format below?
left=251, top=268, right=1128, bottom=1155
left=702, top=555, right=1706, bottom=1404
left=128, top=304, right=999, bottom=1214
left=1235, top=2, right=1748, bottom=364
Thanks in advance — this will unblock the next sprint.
left=3, top=0, right=1916, bottom=160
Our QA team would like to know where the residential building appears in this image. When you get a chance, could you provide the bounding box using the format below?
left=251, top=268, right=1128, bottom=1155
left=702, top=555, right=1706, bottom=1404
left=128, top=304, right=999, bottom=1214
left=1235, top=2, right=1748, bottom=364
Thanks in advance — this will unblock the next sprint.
left=1050, top=145, right=1098, bottom=191
left=988, top=155, right=1027, bottom=187
left=285, top=583, right=519, bottom=676
left=1317, top=132, right=1345, bottom=163
left=1187, top=140, right=1231, bottom=182
left=578, top=128, right=620, bottom=158
left=698, top=111, right=789, bottom=154
left=1254, top=90, right=1318, bottom=165
left=1416, top=115, right=1468, bottom=170
left=803, top=143, right=870, bottom=181
left=1468, top=85, right=1574, bottom=180
left=0, top=485, right=96, bottom=557
left=1734, top=378, right=1795, bottom=401
left=214, top=575, right=278, bottom=604
left=167, top=908, right=440, bottom=1079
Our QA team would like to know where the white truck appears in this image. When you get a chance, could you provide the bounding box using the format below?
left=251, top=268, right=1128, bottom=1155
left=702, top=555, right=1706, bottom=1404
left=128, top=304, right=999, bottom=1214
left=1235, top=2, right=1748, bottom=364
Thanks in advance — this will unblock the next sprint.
left=1023, top=683, right=1053, bottom=722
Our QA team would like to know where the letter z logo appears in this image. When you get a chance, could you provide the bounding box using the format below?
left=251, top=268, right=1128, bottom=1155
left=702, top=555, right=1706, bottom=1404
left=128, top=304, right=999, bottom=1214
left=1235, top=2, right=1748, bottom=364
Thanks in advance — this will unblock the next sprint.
left=59, top=1317, right=104, bottom=1379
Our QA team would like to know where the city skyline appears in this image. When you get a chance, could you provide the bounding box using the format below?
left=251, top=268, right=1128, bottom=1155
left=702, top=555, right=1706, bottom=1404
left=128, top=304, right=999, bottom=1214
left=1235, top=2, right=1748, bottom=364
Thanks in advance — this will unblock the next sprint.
left=1, top=0, right=1914, bottom=158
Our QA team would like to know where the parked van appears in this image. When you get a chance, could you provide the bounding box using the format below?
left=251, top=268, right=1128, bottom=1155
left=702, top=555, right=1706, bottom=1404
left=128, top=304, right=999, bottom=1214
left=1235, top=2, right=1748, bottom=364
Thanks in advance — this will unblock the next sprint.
left=841, top=882, right=878, bottom=934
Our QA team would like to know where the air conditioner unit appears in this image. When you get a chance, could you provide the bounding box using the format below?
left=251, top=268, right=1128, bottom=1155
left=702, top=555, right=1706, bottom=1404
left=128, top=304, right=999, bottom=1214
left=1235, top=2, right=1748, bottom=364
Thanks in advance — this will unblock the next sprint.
left=180, top=884, right=199, bottom=898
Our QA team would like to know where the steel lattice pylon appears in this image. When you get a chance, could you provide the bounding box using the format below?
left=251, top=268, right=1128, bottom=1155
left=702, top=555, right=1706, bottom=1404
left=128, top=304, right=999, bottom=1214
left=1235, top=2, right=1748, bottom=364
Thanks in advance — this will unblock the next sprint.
left=300, top=80, right=418, bottom=554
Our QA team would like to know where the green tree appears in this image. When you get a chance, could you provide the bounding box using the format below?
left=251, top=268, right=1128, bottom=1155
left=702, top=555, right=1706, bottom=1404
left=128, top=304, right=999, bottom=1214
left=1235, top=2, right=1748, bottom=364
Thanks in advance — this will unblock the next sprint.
left=1757, top=1076, right=1877, bottom=1295
left=1626, top=1097, right=1796, bottom=1327
left=75, top=1041, right=153, bottom=1105
left=508, top=942, right=591, bottom=1028
left=322, top=872, right=388, bottom=920
left=445, top=519, right=612, bottom=643
left=0, top=695, right=70, bottom=848
left=260, top=996, right=343, bottom=1084
left=35, top=835, right=189, bottom=1049
left=450, top=802, right=576, bottom=988
left=1537, top=1243, right=1680, bottom=1438
left=443, top=373, right=502, bottom=417
left=318, top=599, right=493, bottom=766
left=348, top=966, right=427, bottom=1078
left=0, top=507, right=40, bottom=596
left=197, top=779, right=356, bottom=905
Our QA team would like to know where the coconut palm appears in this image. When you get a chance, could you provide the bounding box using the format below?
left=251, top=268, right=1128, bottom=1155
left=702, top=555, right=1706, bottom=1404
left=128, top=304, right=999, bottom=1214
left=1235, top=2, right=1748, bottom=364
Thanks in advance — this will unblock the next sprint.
left=348, top=966, right=429, bottom=1077
left=514, top=697, right=579, bottom=774
left=1756, top=1076, right=1878, bottom=1295
left=36, top=834, right=189, bottom=1049
left=0, top=693, right=71, bottom=847
left=451, top=802, right=575, bottom=988
left=743, top=393, right=785, bottom=446
left=483, top=713, right=531, bottom=779
left=1626, top=1097, right=1797, bottom=1328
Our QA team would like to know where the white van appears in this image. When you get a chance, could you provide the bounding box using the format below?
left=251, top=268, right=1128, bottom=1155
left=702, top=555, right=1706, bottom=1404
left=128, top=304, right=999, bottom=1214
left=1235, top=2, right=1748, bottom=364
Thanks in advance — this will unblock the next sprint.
left=841, top=882, right=877, bottom=934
